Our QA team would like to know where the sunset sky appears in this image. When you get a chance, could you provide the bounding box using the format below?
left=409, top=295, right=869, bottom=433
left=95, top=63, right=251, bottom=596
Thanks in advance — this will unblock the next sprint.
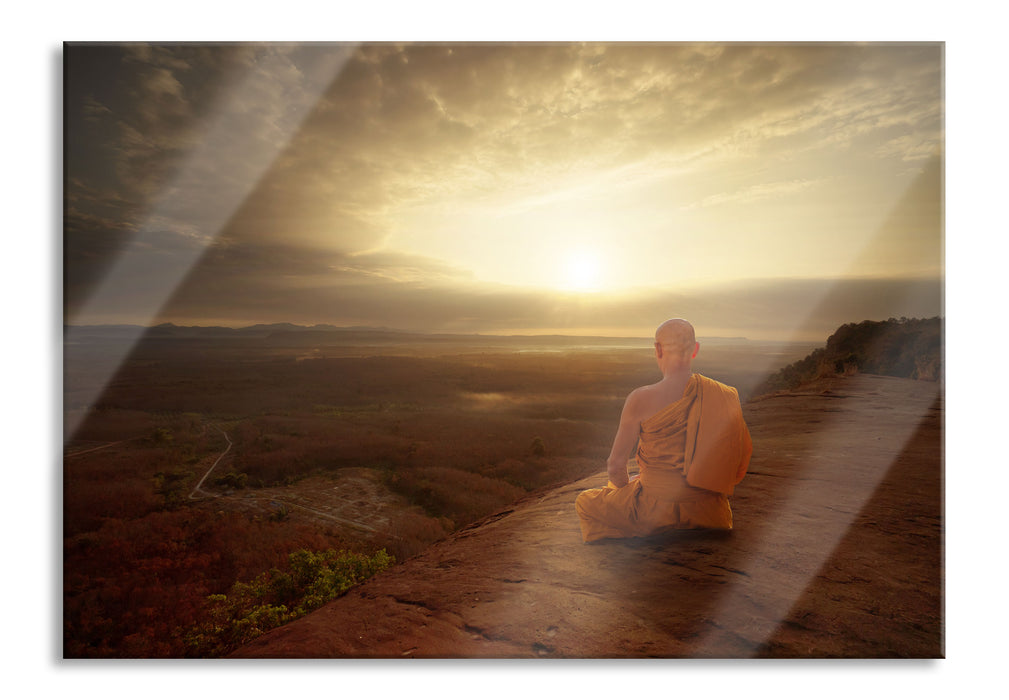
left=65, top=42, right=943, bottom=340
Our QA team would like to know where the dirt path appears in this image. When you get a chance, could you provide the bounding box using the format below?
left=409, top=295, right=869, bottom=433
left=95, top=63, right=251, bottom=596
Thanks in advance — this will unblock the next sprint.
left=226, top=488, right=386, bottom=534
left=64, top=436, right=141, bottom=458
left=188, top=426, right=233, bottom=500
left=187, top=428, right=403, bottom=537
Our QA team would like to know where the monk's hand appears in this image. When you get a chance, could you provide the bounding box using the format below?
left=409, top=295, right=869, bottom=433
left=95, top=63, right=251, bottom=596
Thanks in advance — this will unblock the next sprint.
left=608, top=472, right=630, bottom=489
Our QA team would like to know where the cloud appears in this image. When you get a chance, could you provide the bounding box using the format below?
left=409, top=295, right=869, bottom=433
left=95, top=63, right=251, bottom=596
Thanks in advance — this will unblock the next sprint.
left=333, top=250, right=476, bottom=285
left=151, top=247, right=941, bottom=342
left=67, top=43, right=353, bottom=238
left=321, top=44, right=939, bottom=226
left=682, top=178, right=827, bottom=210
left=65, top=43, right=354, bottom=328
left=65, top=43, right=943, bottom=334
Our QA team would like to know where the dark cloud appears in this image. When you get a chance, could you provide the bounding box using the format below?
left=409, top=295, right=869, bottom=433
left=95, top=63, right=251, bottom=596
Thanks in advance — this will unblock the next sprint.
left=65, top=43, right=354, bottom=325
left=66, top=43, right=352, bottom=228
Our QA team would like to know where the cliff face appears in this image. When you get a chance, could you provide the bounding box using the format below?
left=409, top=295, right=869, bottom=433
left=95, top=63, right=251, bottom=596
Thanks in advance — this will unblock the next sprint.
left=231, top=374, right=942, bottom=658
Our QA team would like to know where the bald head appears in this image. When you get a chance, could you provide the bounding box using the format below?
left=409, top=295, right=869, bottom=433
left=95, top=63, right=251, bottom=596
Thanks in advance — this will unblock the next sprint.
left=655, top=318, right=697, bottom=362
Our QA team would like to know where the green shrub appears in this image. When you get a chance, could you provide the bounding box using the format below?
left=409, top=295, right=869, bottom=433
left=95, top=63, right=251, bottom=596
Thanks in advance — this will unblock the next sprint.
left=152, top=469, right=192, bottom=508
left=183, top=547, right=394, bottom=657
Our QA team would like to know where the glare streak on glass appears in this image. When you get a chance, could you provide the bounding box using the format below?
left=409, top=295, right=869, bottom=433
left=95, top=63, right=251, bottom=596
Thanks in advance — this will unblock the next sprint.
left=694, top=382, right=939, bottom=656
left=64, top=46, right=354, bottom=441
left=691, top=180, right=943, bottom=652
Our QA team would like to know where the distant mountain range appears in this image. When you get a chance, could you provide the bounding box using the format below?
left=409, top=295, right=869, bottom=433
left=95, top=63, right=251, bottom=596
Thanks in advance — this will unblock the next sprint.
left=65, top=322, right=384, bottom=336
left=63, top=322, right=751, bottom=346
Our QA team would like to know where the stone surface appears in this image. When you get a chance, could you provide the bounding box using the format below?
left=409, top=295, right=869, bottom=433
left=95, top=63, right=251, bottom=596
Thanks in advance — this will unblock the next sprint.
left=231, top=374, right=943, bottom=658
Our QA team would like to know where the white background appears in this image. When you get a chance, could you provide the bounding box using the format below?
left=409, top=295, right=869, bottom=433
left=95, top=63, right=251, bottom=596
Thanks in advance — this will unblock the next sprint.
left=4, top=2, right=997, bottom=698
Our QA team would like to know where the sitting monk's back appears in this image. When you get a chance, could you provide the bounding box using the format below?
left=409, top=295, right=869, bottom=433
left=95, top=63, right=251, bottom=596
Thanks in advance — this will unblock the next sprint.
left=634, top=375, right=696, bottom=493
left=574, top=319, right=752, bottom=542
left=637, top=373, right=750, bottom=496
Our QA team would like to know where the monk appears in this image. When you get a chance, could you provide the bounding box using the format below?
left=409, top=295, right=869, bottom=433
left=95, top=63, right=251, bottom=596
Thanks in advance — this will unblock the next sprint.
left=575, top=318, right=752, bottom=542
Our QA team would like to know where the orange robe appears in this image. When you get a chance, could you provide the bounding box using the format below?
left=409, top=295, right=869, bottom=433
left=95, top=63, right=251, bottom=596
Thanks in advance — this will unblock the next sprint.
left=575, top=374, right=753, bottom=542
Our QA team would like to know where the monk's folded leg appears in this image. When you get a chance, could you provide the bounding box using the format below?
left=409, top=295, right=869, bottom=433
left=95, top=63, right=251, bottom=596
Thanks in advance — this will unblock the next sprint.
left=676, top=493, right=733, bottom=530
left=575, top=482, right=642, bottom=543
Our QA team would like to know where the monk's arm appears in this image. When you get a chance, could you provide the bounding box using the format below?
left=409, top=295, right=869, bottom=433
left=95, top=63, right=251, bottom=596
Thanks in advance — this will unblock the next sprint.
left=606, top=391, right=642, bottom=488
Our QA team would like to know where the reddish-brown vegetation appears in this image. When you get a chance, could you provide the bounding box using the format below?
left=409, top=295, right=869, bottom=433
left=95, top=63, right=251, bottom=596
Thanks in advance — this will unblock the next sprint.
left=63, top=332, right=814, bottom=657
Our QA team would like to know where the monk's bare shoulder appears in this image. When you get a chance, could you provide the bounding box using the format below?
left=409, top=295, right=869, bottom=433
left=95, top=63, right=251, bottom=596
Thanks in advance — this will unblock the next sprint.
left=624, top=383, right=663, bottom=422
left=626, top=383, right=660, bottom=404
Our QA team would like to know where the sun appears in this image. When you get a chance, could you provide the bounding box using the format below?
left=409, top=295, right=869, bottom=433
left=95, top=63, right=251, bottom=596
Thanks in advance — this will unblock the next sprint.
left=561, top=251, right=602, bottom=292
